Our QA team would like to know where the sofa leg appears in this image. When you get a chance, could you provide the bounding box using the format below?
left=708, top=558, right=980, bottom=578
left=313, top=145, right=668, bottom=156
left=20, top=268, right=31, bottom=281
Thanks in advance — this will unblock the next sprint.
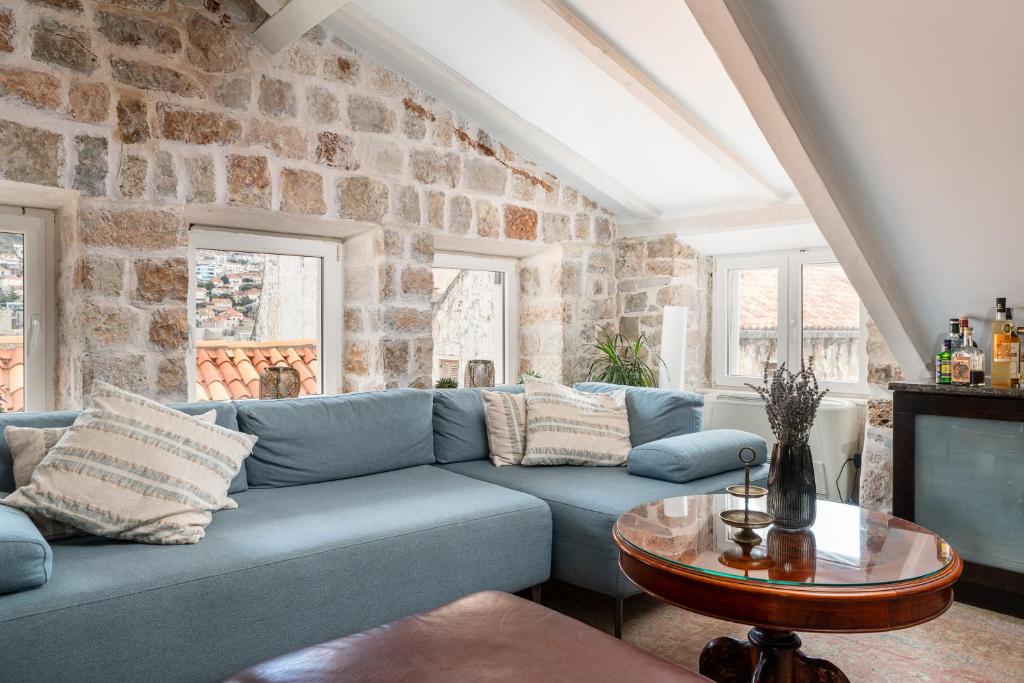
left=614, top=597, right=624, bottom=639
left=531, top=584, right=542, bottom=604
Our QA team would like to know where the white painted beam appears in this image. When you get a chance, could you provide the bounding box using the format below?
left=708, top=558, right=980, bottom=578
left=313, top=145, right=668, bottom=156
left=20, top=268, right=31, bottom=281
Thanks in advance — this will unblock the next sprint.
left=619, top=202, right=812, bottom=238
left=686, top=0, right=928, bottom=379
left=253, top=0, right=283, bottom=17
left=515, top=0, right=782, bottom=204
left=324, top=6, right=659, bottom=221
left=255, top=0, right=354, bottom=54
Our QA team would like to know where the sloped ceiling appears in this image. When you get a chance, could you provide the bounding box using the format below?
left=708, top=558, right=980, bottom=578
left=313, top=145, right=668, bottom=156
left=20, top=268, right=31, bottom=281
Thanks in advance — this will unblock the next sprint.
left=724, top=0, right=1024, bottom=368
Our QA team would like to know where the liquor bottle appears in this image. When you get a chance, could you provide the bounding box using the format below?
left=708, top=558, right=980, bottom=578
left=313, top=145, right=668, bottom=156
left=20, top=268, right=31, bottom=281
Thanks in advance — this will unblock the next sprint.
left=951, top=327, right=985, bottom=386
left=937, top=339, right=952, bottom=385
left=1008, top=309, right=1021, bottom=388
left=991, top=298, right=1014, bottom=389
left=946, top=318, right=962, bottom=351
left=959, top=316, right=977, bottom=347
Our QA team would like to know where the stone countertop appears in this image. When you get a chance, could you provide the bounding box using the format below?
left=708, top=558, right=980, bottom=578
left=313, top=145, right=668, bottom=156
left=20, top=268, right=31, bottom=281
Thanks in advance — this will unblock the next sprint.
left=889, top=382, right=1024, bottom=399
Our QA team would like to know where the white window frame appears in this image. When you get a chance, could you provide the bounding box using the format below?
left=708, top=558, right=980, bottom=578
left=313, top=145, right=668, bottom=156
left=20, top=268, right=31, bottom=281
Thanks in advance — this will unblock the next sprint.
left=188, top=227, right=343, bottom=399
left=0, top=208, right=55, bottom=412
left=433, top=252, right=519, bottom=385
left=712, top=248, right=869, bottom=396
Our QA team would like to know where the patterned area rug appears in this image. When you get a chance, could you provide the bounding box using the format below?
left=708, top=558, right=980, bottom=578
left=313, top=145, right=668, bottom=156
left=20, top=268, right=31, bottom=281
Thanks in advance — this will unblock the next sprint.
left=543, top=581, right=1023, bottom=682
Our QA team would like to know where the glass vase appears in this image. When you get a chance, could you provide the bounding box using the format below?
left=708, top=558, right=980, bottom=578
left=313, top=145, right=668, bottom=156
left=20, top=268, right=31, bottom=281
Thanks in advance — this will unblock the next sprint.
left=767, top=442, right=817, bottom=530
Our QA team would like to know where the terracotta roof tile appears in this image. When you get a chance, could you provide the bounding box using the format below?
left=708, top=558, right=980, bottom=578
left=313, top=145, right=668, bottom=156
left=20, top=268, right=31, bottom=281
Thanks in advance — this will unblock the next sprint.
left=195, top=339, right=319, bottom=401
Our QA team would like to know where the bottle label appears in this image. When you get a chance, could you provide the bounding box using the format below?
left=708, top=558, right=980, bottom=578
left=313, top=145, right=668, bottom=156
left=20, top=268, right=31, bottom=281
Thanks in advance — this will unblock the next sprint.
left=1012, top=341, right=1021, bottom=379
left=951, top=357, right=971, bottom=384
left=994, top=337, right=1011, bottom=363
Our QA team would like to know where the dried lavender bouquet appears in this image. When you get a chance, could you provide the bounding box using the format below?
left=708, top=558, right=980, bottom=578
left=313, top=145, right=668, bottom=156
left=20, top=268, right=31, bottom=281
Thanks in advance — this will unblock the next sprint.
left=745, top=358, right=829, bottom=446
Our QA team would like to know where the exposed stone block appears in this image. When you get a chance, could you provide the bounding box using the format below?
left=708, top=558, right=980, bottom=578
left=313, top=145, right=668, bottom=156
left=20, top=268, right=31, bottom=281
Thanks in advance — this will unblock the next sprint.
left=75, top=255, right=124, bottom=297
left=80, top=207, right=184, bottom=249
left=96, top=11, right=181, bottom=54
left=81, top=303, right=137, bottom=348
left=280, top=168, right=325, bottom=215
left=29, top=0, right=82, bottom=10
left=0, top=68, right=61, bottom=109
left=624, top=291, right=649, bottom=314
left=154, top=150, right=177, bottom=200
left=410, top=149, right=460, bottom=188
left=503, top=205, right=537, bottom=240
left=212, top=77, right=251, bottom=110
left=475, top=199, right=499, bottom=238
left=281, top=46, right=316, bottom=76
left=344, top=308, right=363, bottom=333
left=306, top=86, right=339, bottom=124
left=463, top=157, right=507, bottom=195
left=81, top=352, right=147, bottom=397
left=258, top=76, right=296, bottom=119
left=447, top=195, right=471, bottom=234
left=510, top=170, right=537, bottom=201
left=381, top=338, right=409, bottom=378
left=0, top=121, right=62, bottom=186
left=314, top=131, right=358, bottom=169
left=868, top=399, right=894, bottom=428
left=400, top=266, right=431, bottom=300
left=427, top=191, right=444, bottom=230
left=338, top=176, right=388, bottom=222
left=382, top=307, right=432, bottom=333
left=148, top=308, right=188, bottom=349
left=111, top=58, right=199, bottom=96
left=186, top=13, right=247, bottom=72
left=226, top=154, right=271, bottom=209
left=542, top=212, right=570, bottom=243
left=117, top=98, right=150, bottom=144
left=157, top=357, right=186, bottom=396
left=158, top=104, right=241, bottom=144
left=368, top=65, right=410, bottom=97
left=107, top=0, right=167, bottom=9
left=247, top=119, right=307, bottom=159
left=410, top=231, right=433, bottom=264
left=378, top=262, right=395, bottom=302
left=574, top=212, right=592, bottom=241
left=381, top=229, right=404, bottom=258
left=344, top=340, right=369, bottom=375
left=348, top=94, right=396, bottom=133
left=185, top=155, right=215, bottom=203
left=69, top=81, right=109, bottom=123
left=646, top=235, right=677, bottom=259
left=134, top=257, right=188, bottom=303
left=73, top=135, right=108, bottom=197
left=323, top=55, right=359, bottom=83
left=614, top=240, right=645, bottom=278
left=0, top=10, right=13, bottom=53
left=396, top=185, right=420, bottom=225
left=402, top=109, right=426, bottom=140
left=619, top=315, right=640, bottom=339
left=31, top=18, right=96, bottom=74
left=117, top=154, right=147, bottom=199
left=562, top=261, right=582, bottom=297
left=365, top=139, right=403, bottom=175
left=594, top=215, right=612, bottom=242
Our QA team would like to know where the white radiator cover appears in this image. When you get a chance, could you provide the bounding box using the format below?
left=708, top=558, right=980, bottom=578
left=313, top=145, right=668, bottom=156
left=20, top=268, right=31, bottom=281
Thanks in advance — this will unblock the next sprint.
left=702, top=392, right=862, bottom=502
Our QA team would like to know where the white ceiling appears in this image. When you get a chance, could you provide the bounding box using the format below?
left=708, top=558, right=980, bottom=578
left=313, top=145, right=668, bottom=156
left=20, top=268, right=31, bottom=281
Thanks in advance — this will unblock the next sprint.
left=333, top=0, right=801, bottom=228
left=729, top=0, right=1024, bottom=367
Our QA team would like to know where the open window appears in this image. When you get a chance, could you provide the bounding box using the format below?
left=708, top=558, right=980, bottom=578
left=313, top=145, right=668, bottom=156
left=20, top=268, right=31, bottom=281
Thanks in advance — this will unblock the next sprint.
left=0, top=209, right=54, bottom=412
left=432, top=253, right=518, bottom=386
left=188, top=228, right=342, bottom=401
left=713, top=249, right=867, bottom=394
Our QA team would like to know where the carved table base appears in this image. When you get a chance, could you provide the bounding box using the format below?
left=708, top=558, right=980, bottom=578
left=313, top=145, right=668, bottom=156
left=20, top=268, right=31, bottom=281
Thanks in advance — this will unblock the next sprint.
left=698, top=628, right=849, bottom=683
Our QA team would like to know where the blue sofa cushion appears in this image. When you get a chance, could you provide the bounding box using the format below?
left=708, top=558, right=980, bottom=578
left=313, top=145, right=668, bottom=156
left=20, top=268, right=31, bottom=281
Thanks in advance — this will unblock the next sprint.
left=0, top=401, right=247, bottom=495
left=439, top=459, right=768, bottom=598
left=237, top=390, right=435, bottom=487
left=0, top=506, right=52, bottom=595
left=573, top=383, right=703, bottom=446
left=0, top=466, right=551, bottom=681
left=432, top=386, right=525, bottom=464
left=628, top=429, right=768, bottom=483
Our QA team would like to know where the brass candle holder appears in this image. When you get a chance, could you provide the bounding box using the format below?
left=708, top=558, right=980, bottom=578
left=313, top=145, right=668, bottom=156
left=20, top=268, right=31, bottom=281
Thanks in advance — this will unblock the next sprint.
left=719, top=447, right=775, bottom=547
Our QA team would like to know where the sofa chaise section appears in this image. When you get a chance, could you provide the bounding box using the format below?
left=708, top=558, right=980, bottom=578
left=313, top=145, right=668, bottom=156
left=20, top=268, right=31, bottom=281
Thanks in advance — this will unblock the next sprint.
left=0, top=465, right=551, bottom=682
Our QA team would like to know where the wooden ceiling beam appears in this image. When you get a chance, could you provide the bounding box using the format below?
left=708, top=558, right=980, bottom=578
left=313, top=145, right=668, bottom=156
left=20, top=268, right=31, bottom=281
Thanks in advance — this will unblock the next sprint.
left=618, top=202, right=812, bottom=239
left=254, top=0, right=354, bottom=54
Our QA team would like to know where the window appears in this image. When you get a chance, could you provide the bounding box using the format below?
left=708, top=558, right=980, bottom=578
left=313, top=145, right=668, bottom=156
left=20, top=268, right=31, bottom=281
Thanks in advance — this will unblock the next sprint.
left=432, top=253, right=518, bottom=386
left=188, top=228, right=341, bottom=401
left=713, top=249, right=867, bottom=394
left=0, top=209, right=53, bottom=412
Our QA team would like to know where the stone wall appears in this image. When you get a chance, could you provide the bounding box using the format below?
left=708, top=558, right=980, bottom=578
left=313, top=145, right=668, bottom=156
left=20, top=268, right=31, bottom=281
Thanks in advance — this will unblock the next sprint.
left=613, top=234, right=712, bottom=389
left=860, top=319, right=904, bottom=512
left=0, top=0, right=617, bottom=406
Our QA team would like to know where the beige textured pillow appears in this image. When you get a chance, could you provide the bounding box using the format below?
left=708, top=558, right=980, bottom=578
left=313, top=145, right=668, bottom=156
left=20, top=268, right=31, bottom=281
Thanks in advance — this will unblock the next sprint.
left=1, top=383, right=256, bottom=545
left=5, top=410, right=220, bottom=540
left=482, top=390, right=527, bottom=466
left=521, top=378, right=631, bottom=466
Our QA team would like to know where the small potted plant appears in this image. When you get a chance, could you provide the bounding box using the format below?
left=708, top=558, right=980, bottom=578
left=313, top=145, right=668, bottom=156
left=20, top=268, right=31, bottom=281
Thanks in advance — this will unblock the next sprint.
left=746, top=358, right=828, bottom=530
left=434, top=377, right=458, bottom=389
left=577, top=326, right=663, bottom=387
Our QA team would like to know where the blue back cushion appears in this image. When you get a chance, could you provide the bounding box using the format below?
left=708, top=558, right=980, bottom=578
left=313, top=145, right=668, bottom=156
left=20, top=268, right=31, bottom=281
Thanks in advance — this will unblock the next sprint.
left=573, top=383, right=703, bottom=446
left=0, top=401, right=246, bottom=494
left=432, top=386, right=525, bottom=464
left=236, top=389, right=435, bottom=487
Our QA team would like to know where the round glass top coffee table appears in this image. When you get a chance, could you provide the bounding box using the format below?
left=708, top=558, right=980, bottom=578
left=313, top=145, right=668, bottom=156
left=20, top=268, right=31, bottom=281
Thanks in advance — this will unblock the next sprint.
left=614, top=494, right=962, bottom=683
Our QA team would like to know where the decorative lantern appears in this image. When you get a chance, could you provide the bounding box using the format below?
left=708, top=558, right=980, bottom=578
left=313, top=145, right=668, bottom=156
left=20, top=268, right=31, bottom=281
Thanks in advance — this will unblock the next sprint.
left=465, top=359, right=495, bottom=388
left=260, top=366, right=301, bottom=399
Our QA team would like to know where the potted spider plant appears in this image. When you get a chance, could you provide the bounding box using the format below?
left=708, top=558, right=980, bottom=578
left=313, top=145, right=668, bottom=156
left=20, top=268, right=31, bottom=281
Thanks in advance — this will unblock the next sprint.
left=746, top=358, right=828, bottom=530
left=577, top=326, right=662, bottom=388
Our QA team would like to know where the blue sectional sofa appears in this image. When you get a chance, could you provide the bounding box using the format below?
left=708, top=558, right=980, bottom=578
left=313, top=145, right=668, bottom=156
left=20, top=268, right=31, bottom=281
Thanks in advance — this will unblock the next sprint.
left=0, top=384, right=765, bottom=682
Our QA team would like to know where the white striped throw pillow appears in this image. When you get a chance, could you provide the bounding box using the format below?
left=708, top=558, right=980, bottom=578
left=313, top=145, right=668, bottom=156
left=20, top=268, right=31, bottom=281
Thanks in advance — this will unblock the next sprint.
left=1, top=383, right=256, bottom=545
left=482, top=390, right=527, bottom=466
left=521, top=378, right=631, bottom=466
